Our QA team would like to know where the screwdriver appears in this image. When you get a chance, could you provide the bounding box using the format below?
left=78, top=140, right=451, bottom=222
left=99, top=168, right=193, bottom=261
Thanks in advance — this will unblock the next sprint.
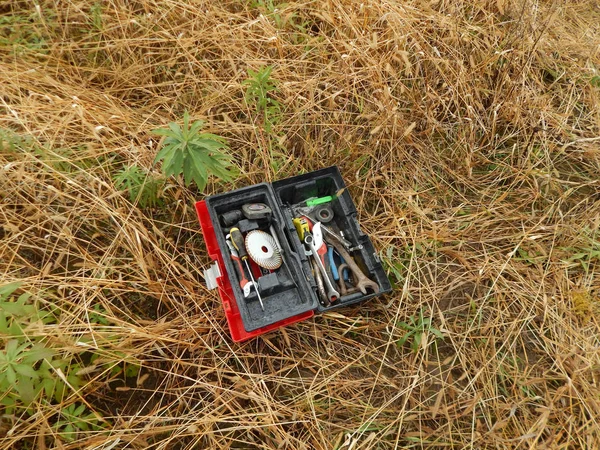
left=230, top=227, right=264, bottom=310
left=225, top=239, right=252, bottom=298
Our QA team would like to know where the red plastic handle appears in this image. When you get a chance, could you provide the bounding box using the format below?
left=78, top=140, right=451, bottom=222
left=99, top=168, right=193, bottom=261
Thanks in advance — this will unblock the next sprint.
left=231, top=254, right=250, bottom=288
left=316, top=241, right=327, bottom=267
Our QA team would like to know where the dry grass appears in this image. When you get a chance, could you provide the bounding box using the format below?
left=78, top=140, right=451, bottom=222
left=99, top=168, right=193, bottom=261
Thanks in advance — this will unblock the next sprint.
left=1, top=0, right=600, bottom=448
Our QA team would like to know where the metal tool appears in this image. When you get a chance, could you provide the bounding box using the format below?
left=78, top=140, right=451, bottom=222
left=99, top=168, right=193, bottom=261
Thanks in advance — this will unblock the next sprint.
left=337, top=263, right=350, bottom=295
left=336, top=264, right=361, bottom=296
left=245, top=230, right=282, bottom=270
left=230, top=227, right=264, bottom=310
left=320, top=224, right=353, bottom=249
left=225, top=239, right=252, bottom=297
left=304, top=234, right=339, bottom=303
left=328, top=246, right=349, bottom=281
left=294, top=209, right=353, bottom=249
left=311, top=258, right=328, bottom=305
left=312, top=223, right=329, bottom=271
left=294, top=217, right=335, bottom=303
left=324, top=235, right=379, bottom=295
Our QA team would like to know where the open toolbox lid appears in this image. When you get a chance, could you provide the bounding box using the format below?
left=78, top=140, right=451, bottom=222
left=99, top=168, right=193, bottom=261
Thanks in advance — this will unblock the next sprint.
left=196, top=166, right=392, bottom=340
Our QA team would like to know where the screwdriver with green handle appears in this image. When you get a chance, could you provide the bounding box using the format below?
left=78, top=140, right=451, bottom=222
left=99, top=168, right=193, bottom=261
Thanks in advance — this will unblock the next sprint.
left=229, top=227, right=264, bottom=311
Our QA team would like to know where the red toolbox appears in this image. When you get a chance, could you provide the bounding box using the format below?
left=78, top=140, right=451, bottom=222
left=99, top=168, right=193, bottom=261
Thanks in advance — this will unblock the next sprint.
left=195, top=166, right=391, bottom=342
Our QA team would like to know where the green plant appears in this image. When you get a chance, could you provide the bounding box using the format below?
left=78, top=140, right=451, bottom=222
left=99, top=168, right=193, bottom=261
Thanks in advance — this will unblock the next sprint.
left=0, top=128, right=34, bottom=156
left=89, top=349, right=141, bottom=379
left=88, top=304, right=111, bottom=326
left=381, top=246, right=407, bottom=288
left=249, top=0, right=309, bottom=43
left=0, top=283, right=82, bottom=413
left=396, top=308, right=444, bottom=353
left=113, top=164, right=163, bottom=207
left=54, top=403, right=106, bottom=442
left=243, top=65, right=281, bottom=133
left=89, top=2, right=103, bottom=31
left=250, top=0, right=285, bottom=27
left=152, top=111, right=236, bottom=191
left=514, top=247, right=546, bottom=266
left=561, top=227, right=600, bottom=272
left=0, top=13, right=48, bottom=54
left=0, top=339, right=54, bottom=407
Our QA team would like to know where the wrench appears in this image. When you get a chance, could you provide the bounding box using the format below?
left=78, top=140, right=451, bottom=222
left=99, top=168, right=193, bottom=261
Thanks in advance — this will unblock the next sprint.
left=337, top=263, right=349, bottom=295
left=304, top=234, right=340, bottom=303
left=294, top=206, right=353, bottom=248
left=311, top=258, right=328, bottom=305
left=325, top=237, right=379, bottom=295
left=336, top=264, right=362, bottom=296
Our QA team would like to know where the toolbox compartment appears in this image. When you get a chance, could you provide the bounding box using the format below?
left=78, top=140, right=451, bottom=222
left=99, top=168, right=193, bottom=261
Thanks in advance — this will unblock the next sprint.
left=196, top=166, right=391, bottom=341
left=273, top=167, right=391, bottom=312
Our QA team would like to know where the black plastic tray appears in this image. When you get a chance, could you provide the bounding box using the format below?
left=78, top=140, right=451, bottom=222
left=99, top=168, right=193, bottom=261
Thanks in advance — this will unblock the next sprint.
left=273, top=166, right=392, bottom=313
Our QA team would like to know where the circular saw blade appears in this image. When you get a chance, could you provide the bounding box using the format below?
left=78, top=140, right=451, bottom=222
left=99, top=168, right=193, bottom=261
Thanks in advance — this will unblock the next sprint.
left=245, top=230, right=282, bottom=270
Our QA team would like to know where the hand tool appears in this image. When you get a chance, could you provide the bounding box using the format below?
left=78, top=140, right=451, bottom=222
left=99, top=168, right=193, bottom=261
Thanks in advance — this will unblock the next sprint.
left=294, top=210, right=353, bottom=248
left=298, top=213, right=352, bottom=249
left=230, top=227, right=264, bottom=310
left=293, top=217, right=311, bottom=241
left=306, top=196, right=334, bottom=207
left=324, top=235, right=379, bottom=295
left=311, top=223, right=333, bottom=305
left=225, top=239, right=252, bottom=297
left=328, top=246, right=340, bottom=281
left=242, top=203, right=272, bottom=221
left=302, top=189, right=345, bottom=208
left=245, top=230, right=282, bottom=270
left=303, top=234, right=340, bottom=303
left=336, top=265, right=361, bottom=296
left=293, top=206, right=320, bottom=224
left=294, top=217, right=334, bottom=302
left=312, top=223, right=329, bottom=269
left=320, top=224, right=353, bottom=249
left=337, top=229, right=363, bottom=252
left=328, top=246, right=349, bottom=281
left=336, top=263, right=350, bottom=295
left=310, top=258, right=328, bottom=305
left=221, top=210, right=243, bottom=227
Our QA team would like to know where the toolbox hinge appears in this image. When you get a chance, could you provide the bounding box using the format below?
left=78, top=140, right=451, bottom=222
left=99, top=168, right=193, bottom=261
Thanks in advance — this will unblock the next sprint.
left=204, top=263, right=221, bottom=290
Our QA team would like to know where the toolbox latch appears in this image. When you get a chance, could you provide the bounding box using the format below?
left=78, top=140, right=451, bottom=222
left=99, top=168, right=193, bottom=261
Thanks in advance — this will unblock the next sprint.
left=204, top=263, right=222, bottom=290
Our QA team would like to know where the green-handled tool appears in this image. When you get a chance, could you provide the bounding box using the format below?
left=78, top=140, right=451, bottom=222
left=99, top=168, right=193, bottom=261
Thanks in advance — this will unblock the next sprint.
left=306, top=196, right=334, bottom=207
left=305, top=189, right=345, bottom=207
left=230, top=227, right=264, bottom=310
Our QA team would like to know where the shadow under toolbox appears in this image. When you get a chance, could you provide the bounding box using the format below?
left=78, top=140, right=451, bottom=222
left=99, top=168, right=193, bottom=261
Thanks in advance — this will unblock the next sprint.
left=195, top=166, right=391, bottom=342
